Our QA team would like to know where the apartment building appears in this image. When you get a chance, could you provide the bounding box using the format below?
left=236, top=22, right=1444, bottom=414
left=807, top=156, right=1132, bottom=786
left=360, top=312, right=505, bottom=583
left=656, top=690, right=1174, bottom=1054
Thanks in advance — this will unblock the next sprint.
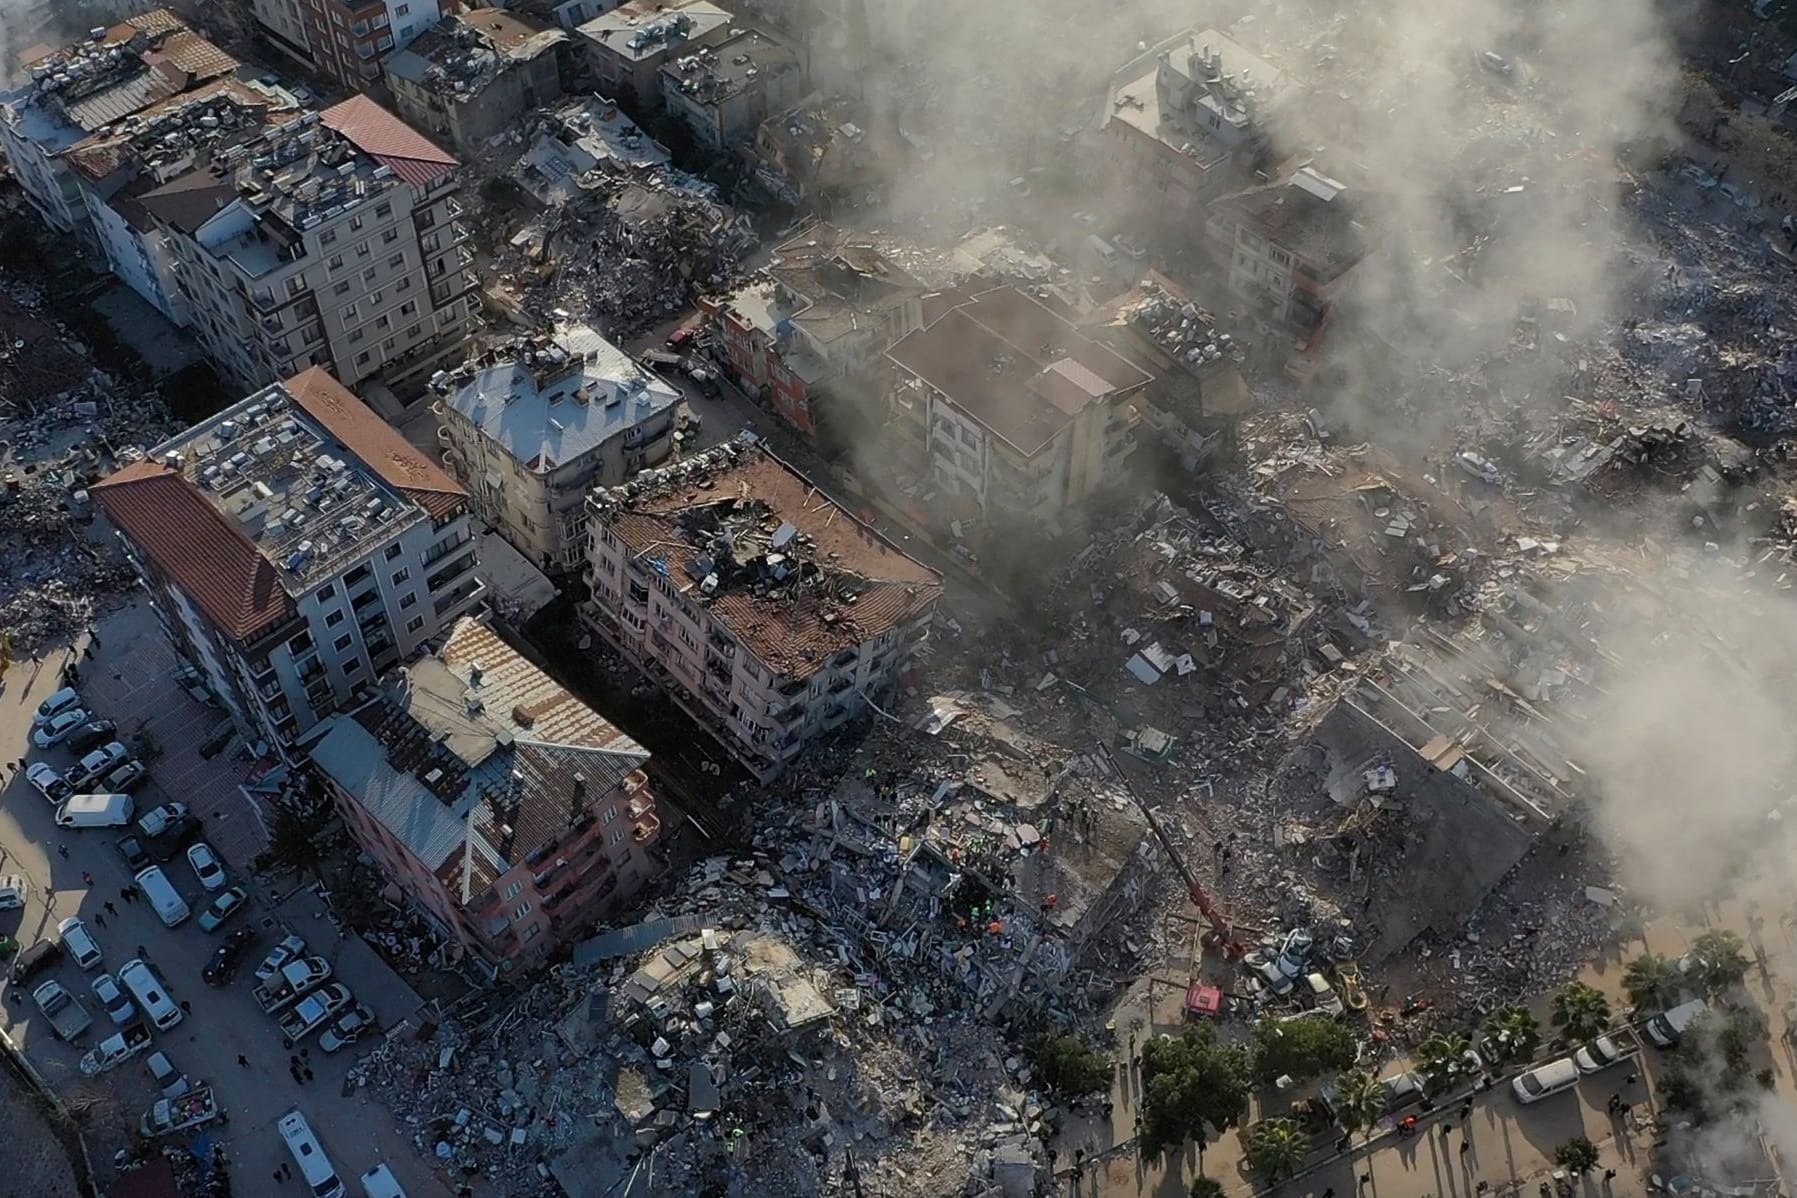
left=1204, top=166, right=1369, bottom=381
left=307, top=617, right=662, bottom=974
left=0, top=10, right=236, bottom=251
left=138, top=95, right=478, bottom=395
left=576, top=0, right=733, bottom=114
left=1094, top=30, right=1302, bottom=235
left=582, top=438, right=942, bottom=780
left=658, top=28, right=803, bottom=153
left=91, top=367, right=484, bottom=756
left=885, top=287, right=1153, bottom=528
left=432, top=325, right=681, bottom=575
left=251, top=0, right=440, bottom=89
left=705, top=223, right=925, bottom=438
left=386, top=10, right=567, bottom=155
left=250, top=0, right=315, bottom=65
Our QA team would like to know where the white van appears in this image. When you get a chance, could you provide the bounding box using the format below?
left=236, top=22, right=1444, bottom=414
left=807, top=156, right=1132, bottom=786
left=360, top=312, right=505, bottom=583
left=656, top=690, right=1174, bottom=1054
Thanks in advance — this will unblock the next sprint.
left=1646, top=999, right=1709, bottom=1047
left=1511, top=1057, right=1580, bottom=1104
left=1087, top=234, right=1122, bottom=269
left=55, top=794, right=136, bottom=829
left=278, top=1109, right=346, bottom=1198
left=134, top=866, right=190, bottom=928
left=360, top=1163, right=409, bottom=1198
left=118, top=959, right=183, bottom=1032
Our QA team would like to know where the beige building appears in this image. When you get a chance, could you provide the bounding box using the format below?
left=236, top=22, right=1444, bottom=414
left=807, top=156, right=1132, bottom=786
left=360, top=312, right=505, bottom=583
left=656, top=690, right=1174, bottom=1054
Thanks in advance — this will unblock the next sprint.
left=885, top=287, right=1153, bottom=528
left=658, top=28, right=803, bottom=153
left=308, top=617, right=663, bottom=976
left=386, top=10, right=568, bottom=155
left=432, top=325, right=682, bottom=575
left=582, top=438, right=942, bottom=780
left=576, top=0, right=733, bottom=114
left=139, top=95, right=478, bottom=395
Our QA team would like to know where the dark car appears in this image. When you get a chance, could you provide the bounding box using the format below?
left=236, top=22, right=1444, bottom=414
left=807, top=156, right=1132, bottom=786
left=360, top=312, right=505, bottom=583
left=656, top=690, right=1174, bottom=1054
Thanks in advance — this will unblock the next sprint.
left=66, top=720, right=118, bottom=754
left=202, top=927, right=258, bottom=987
left=115, top=833, right=151, bottom=872
left=147, top=816, right=202, bottom=863
left=9, top=940, right=63, bottom=986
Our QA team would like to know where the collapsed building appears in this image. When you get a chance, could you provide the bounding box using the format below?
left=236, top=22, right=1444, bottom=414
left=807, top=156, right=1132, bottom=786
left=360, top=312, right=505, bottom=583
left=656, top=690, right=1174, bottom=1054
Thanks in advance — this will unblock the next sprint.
left=582, top=437, right=943, bottom=781
left=386, top=9, right=569, bottom=155
left=749, top=93, right=876, bottom=205
left=517, top=95, right=673, bottom=205
left=307, top=616, right=663, bottom=976
left=430, top=323, right=682, bottom=576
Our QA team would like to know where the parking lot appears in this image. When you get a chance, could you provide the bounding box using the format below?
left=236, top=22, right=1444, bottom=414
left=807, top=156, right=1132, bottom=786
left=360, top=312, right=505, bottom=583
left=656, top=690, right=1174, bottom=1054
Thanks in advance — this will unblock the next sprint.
left=0, top=600, right=450, bottom=1195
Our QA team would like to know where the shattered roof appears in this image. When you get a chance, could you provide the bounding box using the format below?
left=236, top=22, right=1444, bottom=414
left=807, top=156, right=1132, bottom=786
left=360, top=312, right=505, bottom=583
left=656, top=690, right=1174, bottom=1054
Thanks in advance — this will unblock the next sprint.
left=593, top=441, right=942, bottom=677
left=764, top=222, right=925, bottom=346
left=1211, top=165, right=1368, bottom=276
left=319, top=94, right=458, bottom=188
left=309, top=618, right=650, bottom=901
left=886, top=287, right=1151, bottom=455
left=387, top=10, right=567, bottom=99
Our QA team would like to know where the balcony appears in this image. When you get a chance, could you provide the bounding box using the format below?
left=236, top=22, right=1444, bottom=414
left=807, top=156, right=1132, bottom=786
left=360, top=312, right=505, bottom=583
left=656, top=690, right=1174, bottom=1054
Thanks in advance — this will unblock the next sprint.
left=421, top=532, right=471, bottom=568
left=426, top=547, right=476, bottom=593
left=633, top=810, right=661, bottom=843
left=1105, top=433, right=1139, bottom=459
left=626, top=792, right=654, bottom=820
left=433, top=575, right=485, bottom=619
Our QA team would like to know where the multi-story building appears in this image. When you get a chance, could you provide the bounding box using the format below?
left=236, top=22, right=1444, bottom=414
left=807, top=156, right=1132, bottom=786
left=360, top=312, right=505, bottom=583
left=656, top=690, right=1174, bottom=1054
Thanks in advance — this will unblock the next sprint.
left=658, top=28, right=803, bottom=153
left=705, top=222, right=925, bottom=439
left=750, top=94, right=874, bottom=205
left=250, top=0, right=315, bottom=66
left=0, top=11, right=236, bottom=251
left=263, top=0, right=442, bottom=90
left=138, top=95, right=479, bottom=395
left=91, top=367, right=484, bottom=756
left=432, top=324, right=681, bottom=575
left=576, top=0, right=733, bottom=114
left=307, top=616, right=662, bottom=975
left=884, top=287, right=1152, bottom=528
left=1204, top=166, right=1369, bottom=381
left=582, top=438, right=942, bottom=780
left=1093, top=29, right=1301, bottom=236
left=386, top=11, right=567, bottom=155
left=64, top=80, right=295, bottom=328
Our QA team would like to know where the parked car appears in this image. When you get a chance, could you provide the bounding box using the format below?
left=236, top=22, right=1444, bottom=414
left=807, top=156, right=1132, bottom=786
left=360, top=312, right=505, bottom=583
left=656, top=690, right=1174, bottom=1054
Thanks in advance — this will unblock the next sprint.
left=100, top=761, right=147, bottom=793
left=9, top=940, right=61, bottom=986
left=666, top=325, right=696, bottom=350
left=31, top=708, right=90, bottom=749
left=319, top=1003, right=377, bottom=1053
left=67, top=742, right=129, bottom=790
left=137, top=803, right=190, bottom=839
left=57, top=918, right=102, bottom=970
left=0, top=875, right=27, bottom=910
left=65, top=719, right=117, bottom=754
left=142, top=815, right=202, bottom=864
left=32, top=687, right=82, bottom=726
left=255, top=934, right=307, bottom=985
left=90, top=973, right=136, bottom=1026
left=202, top=926, right=258, bottom=986
left=114, top=833, right=151, bottom=872
left=1573, top=1034, right=1636, bottom=1074
left=25, top=763, right=70, bottom=804
left=198, top=887, right=249, bottom=933
left=1512, top=1057, right=1580, bottom=1104
left=33, top=979, right=92, bottom=1041
left=186, top=842, right=226, bottom=892
left=145, top=1051, right=191, bottom=1099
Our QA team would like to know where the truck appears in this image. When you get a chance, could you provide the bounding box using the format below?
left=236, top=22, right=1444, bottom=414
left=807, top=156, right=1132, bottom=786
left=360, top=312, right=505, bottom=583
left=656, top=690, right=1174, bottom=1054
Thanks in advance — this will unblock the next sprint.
left=32, top=980, right=91, bottom=1041
left=79, top=1021, right=152, bottom=1075
left=279, top=982, right=353, bottom=1048
left=140, top=1086, right=226, bottom=1137
left=253, top=956, right=332, bottom=1014
left=55, top=793, right=135, bottom=829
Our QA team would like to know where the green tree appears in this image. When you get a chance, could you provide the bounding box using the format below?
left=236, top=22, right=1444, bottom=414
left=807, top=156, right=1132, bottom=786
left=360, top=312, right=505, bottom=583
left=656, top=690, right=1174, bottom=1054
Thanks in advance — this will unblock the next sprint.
left=1253, top=1016, right=1357, bottom=1083
left=1191, top=1179, right=1226, bottom=1198
left=1622, top=952, right=1685, bottom=1012
left=1553, top=1137, right=1600, bottom=1173
left=1686, top=931, right=1750, bottom=993
left=1550, top=983, right=1612, bottom=1044
left=1332, top=1069, right=1385, bottom=1143
left=1033, top=1034, right=1112, bottom=1100
left=256, top=799, right=327, bottom=880
left=1482, top=1004, right=1541, bottom=1066
left=1139, top=1025, right=1254, bottom=1159
left=1245, top=1118, right=1308, bottom=1182
left=1417, top=1031, right=1475, bottom=1094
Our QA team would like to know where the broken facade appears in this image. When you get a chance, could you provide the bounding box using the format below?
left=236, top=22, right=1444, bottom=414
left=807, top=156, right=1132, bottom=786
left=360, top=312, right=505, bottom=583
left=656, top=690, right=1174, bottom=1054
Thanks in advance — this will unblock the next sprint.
left=576, top=0, right=736, bottom=115
left=659, top=27, right=805, bottom=154
left=386, top=10, right=569, bottom=155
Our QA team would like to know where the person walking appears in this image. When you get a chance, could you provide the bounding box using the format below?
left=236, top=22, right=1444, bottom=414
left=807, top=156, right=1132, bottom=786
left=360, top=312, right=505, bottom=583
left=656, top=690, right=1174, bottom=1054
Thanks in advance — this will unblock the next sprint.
left=1460, top=1140, right=1472, bottom=1157
left=120, top=886, right=134, bottom=904
left=92, top=911, right=105, bottom=930
left=80, top=871, right=94, bottom=887
left=237, top=1054, right=250, bottom=1068
left=56, top=845, right=69, bottom=860
left=103, top=901, right=117, bottom=917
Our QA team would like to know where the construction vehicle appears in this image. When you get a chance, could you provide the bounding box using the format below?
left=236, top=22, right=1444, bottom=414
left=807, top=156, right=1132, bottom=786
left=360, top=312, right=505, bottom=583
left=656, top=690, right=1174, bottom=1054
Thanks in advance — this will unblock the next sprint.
left=1098, top=742, right=1245, bottom=959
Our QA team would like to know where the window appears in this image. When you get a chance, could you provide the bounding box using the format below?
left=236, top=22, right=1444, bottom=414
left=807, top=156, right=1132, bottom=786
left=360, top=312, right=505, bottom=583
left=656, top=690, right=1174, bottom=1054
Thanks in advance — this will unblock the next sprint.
left=396, top=277, right=412, bottom=294
left=375, top=314, right=390, bottom=331
left=332, top=280, right=351, bottom=297
left=396, top=2, right=409, bottom=12
left=384, top=544, right=402, bottom=561
left=332, top=633, right=352, bottom=652
left=601, top=806, right=619, bottom=824
left=383, top=229, right=400, bottom=245
left=369, top=290, right=383, bottom=307
left=391, top=567, right=411, bottom=586
left=405, top=615, right=426, bottom=634
left=375, top=202, right=392, bottom=219
left=399, top=300, right=417, bottom=317
left=285, top=277, right=307, bottom=297
left=609, top=828, right=625, bottom=846
left=356, top=350, right=371, bottom=366
left=363, top=267, right=378, bottom=284
left=320, top=229, right=337, bottom=246
left=523, top=924, right=541, bottom=943
left=502, top=880, right=524, bottom=900
left=350, top=214, right=364, bottom=231
left=327, top=254, right=343, bottom=271
left=355, top=240, right=371, bottom=258
left=511, top=901, right=532, bottom=921
left=407, top=323, right=423, bottom=339
left=340, top=659, right=360, bottom=677
left=348, top=328, right=364, bottom=344
left=399, top=591, right=418, bottom=610
left=316, top=584, right=336, bottom=602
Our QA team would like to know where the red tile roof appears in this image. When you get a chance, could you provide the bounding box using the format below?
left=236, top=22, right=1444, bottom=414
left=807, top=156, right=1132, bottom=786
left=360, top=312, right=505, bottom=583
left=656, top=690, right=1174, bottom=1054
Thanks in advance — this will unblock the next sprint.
left=284, top=367, right=467, bottom=518
left=320, top=95, right=458, bottom=188
left=92, top=459, right=294, bottom=644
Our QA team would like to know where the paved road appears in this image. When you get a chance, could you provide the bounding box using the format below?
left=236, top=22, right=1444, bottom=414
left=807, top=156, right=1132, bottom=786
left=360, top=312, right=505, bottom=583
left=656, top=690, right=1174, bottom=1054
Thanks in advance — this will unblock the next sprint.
left=0, top=603, right=455, bottom=1196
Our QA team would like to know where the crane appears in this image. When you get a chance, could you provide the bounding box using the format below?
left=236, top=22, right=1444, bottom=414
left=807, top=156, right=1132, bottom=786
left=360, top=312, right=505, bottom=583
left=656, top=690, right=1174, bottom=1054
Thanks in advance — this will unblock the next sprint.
left=1097, top=741, right=1246, bottom=960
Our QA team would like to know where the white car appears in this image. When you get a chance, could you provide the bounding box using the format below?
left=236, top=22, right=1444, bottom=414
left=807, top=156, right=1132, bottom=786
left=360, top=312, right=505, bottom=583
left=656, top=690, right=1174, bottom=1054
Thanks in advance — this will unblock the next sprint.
left=67, top=742, right=129, bottom=790
left=32, top=687, right=82, bottom=726
left=90, top=973, right=136, bottom=1025
left=145, top=1051, right=191, bottom=1099
left=26, top=763, right=71, bottom=804
left=57, top=918, right=102, bottom=970
left=0, top=875, right=26, bottom=910
left=31, top=708, right=89, bottom=749
left=255, top=934, right=307, bottom=985
left=186, top=842, right=227, bottom=892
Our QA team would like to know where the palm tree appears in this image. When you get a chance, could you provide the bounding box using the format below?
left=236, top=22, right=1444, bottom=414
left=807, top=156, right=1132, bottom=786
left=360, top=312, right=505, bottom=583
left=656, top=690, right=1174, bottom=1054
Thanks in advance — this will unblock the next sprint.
left=1482, top=1004, right=1541, bottom=1066
left=1334, top=1069, right=1385, bottom=1143
left=1245, top=1117, right=1308, bottom=1182
left=1686, top=931, right=1750, bottom=994
left=1622, top=952, right=1684, bottom=1012
left=1417, top=1031, right=1474, bottom=1094
left=1551, top=982, right=1612, bottom=1044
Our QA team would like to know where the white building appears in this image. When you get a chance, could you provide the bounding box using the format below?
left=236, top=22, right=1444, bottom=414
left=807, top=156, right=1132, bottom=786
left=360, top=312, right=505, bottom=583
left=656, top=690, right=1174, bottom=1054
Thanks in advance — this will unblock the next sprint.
left=92, top=368, right=483, bottom=756
left=432, top=325, right=681, bottom=576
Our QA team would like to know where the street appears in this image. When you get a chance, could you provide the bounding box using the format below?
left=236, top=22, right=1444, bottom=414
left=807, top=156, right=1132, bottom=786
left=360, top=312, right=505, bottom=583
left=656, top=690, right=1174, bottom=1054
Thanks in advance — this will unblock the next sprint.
left=0, top=600, right=451, bottom=1196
